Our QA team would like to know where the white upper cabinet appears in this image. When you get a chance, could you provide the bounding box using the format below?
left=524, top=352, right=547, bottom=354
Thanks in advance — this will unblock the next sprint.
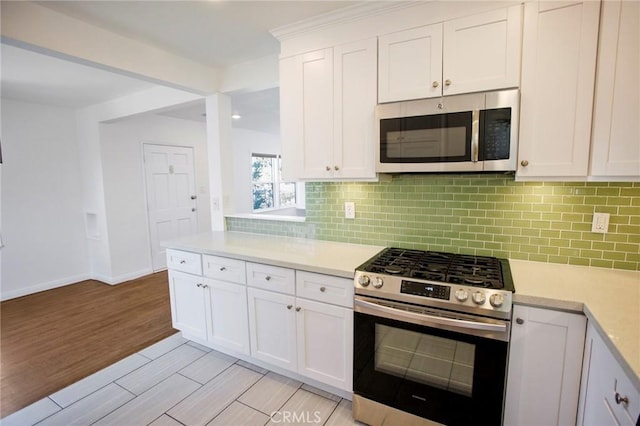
left=443, top=6, right=522, bottom=96
left=378, top=23, right=443, bottom=103
left=378, top=5, right=522, bottom=103
left=589, top=0, right=640, bottom=179
left=517, top=1, right=601, bottom=180
left=280, top=38, right=377, bottom=181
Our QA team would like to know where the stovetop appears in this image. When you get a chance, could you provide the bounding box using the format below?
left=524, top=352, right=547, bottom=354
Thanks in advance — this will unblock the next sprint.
left=360, top=247, right=511, bottom=290
left=354, top=248, right=515, bottom=319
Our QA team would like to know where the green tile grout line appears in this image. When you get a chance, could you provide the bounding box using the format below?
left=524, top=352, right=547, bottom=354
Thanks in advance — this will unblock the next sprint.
left=227, top=174, right=640, bottom=271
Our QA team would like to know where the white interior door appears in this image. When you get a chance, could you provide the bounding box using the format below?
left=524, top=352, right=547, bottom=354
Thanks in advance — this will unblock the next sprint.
left=144, top=144, right=197, bottom=271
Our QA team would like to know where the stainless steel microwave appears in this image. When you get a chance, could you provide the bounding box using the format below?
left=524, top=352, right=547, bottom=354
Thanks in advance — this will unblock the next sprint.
left=376, top=89, right=519, bottom=173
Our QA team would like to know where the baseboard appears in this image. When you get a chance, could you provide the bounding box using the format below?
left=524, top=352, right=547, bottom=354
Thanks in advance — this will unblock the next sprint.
left=92, top=268, right=155, bottom=285
left=0, top=267, right=158, bottom=301
left=0, top=273, right=92, bottom=301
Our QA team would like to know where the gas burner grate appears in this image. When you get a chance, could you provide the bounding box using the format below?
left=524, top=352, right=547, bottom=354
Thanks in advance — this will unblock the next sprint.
left=361, top=248, right=506, bottom=289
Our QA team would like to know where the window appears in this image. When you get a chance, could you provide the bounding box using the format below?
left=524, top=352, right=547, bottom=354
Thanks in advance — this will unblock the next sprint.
left=251, top=154, right=296, bottom=211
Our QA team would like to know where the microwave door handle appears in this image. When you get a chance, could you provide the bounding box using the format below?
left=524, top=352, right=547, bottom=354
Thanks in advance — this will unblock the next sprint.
left=471, top=109, right=480, bottom=162
left=354, top=297, right=506, bottom=333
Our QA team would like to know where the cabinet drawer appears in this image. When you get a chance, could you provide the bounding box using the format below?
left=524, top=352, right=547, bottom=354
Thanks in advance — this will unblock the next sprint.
left=166, top=249, right=202, bottom=275
left=296, top=271, right=353, bottom=308
left=203, top=255, right=246, bottom=284
left=246, top=263, right=295, bottom=295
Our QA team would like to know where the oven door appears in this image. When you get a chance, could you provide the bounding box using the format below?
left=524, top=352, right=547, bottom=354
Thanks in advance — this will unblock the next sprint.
left=354, top=296, right=510, bottom=426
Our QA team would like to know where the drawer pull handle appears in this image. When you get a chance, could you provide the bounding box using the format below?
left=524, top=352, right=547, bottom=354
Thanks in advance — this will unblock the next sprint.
left=219, top=267, right=226, bottom=272
left=180, top=260, right=186, bottom=264
left=615, top=393, right=629, bottom=405
left=320, top=286, right=326, bottom=292
left=296, top=307, right=301, bottom=312
left=287, top=304, right=293, bottom=310
left=265, top=276, right=272, bottom=281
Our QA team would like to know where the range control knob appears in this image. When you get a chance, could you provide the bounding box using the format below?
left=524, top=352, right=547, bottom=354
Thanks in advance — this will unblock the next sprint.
left=490, top=293, right=505, bottom=308
left=472, top=291, right=486, bottom=305
left=454, top=289, right=469, bottom=302
left=372, top=277, right=384, bottom=289
left=358, top=275, right=370, bottom=287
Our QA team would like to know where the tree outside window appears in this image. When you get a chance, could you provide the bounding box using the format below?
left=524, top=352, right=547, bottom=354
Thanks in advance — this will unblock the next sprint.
left=252, top=154, right=296, bottom=211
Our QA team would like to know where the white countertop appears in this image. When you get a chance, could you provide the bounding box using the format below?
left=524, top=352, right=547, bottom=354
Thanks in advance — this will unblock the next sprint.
left=162, top=232, right=639, bottom=389
left=510, top=259, right=640, bottom=389
left=161, top=231, right=385, bottom=279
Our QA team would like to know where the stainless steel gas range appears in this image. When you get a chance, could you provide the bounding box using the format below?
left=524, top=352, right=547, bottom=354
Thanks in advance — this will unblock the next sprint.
left=352, top=248, right=515, bottom=426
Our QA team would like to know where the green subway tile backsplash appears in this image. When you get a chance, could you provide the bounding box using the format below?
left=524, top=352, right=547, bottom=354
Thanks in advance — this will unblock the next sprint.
left=226, top=174, right=640, bottom=271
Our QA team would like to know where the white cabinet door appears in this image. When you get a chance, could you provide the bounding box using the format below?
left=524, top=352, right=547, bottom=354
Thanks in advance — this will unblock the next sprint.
left=247, top=287, right=297, bottom=371
left=504, top=305, right=586, bottom=426
left=517, top=1, right=600, bottom=180
left=378, top=23, right=443, bottom=103
left=578, top=323, right=640, bottom=426
left=443, top=5, right=522, bottom=96
left=295, top=298, right=353, bottom=391
left=333, top=38, right=377, bottom=179
left=590, top=0, right=640, bottom=179
left=168, top=270, right=207, bottom=341
left=299, top=48, right=334, bottom=179
left=206, top=279, right=250, bottom=355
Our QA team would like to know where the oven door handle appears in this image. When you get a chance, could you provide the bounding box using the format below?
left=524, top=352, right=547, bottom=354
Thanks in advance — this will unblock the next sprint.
left=354, top=298, right=507, bottom=333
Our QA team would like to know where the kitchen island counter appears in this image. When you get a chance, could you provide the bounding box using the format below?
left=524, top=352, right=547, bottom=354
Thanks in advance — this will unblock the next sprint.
left=161, top=231, right=385, bottom=279
left=510, top=259, right=640, bottom=390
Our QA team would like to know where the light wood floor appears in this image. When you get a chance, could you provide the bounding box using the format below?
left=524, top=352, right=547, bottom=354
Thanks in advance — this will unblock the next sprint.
left=0, top=272, right=176, bottom=418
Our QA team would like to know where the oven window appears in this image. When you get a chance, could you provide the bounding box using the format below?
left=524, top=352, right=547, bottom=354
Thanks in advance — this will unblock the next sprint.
left=375, top=324, right=475, bottom=397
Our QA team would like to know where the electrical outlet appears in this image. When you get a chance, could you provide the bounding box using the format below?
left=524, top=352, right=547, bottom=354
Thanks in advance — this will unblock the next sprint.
left=345, top=202, right=355, bottom=219
left=591, top=212, right=610, bottom=233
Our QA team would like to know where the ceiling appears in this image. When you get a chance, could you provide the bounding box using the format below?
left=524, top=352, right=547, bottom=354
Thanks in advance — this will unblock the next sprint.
left=1, top=1, right=360, bottom=133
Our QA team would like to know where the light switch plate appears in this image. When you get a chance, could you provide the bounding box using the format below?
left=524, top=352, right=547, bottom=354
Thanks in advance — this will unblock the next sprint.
left=591, top=212, right=610, bottom=233
left=345, top=202, right=355, bottom=219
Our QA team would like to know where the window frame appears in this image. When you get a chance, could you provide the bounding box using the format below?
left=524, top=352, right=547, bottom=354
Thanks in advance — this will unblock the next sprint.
left=251, top=153, right=296, bottom=212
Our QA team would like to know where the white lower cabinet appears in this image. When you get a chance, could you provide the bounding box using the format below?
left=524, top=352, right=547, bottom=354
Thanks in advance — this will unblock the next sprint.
left=578, top=323, right=640, bottom=426
left=247, top=287, right=297, bottom=371
left=168, top=250, right=354, bottom=392
left=206, top=278, right=250, bottom=355
left=504, top=305, right=587, bottom=426
left=168, top=270, right=208, bottom=341
left=247, top=275, right=354, bottom=391
left=295, top=297, right=353, bottom=391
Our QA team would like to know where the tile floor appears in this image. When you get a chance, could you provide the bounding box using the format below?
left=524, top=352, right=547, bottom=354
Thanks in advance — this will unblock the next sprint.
left=1, top=333, right=361, bottom=426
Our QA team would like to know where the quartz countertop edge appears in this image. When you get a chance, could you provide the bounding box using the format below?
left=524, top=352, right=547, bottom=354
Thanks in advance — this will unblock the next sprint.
left=162, top=232, right=639, bottom=390
left=161, top=231, right=385, bottom=279
left=510, top=258, right=640, bottom=391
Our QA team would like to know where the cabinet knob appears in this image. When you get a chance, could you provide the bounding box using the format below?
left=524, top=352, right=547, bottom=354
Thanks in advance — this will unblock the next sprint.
left=196, top=283, right=203, bottom=288
left=202, top=284, right=208, bottom=289
left=614, top=392, right=629, bottom=405
left=320, top=286, right=326, bottom=292
left=334, top=166, right=339, bottom=171
left=445, top=79, right=452, bottom=86
left=287, top=304, right=293, bottom=310
left=190, top=195, right=197, bottom=200
left=296, top=307, right=301, bottom=312
left=179, top=260, right=186, bottom=264
left=326, top=166, right=331, bottom=171
left=520, top=160, right=529, bottom=167
left=191, top=208, right=196, bottom=212
left=265, top=275, right=272, bottom=281
left=432, top=81, right=439, bottom=88
left=219, top=266, right=226, bottom=272
left=516, top=317, right=524, bottom=325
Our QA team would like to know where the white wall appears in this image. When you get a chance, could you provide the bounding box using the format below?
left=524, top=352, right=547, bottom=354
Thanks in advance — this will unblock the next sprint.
left=232, top=128, right=282, bottom=213
left=99, top=113, right=210, bottom=280
left=0, top=98, right=90, bottom=300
